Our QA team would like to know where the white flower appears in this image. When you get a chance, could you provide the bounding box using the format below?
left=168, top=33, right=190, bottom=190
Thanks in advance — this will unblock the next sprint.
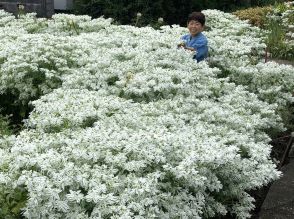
left=18, top=4, right=25, bottom=10
left=158, top=17, right=164, bottom=23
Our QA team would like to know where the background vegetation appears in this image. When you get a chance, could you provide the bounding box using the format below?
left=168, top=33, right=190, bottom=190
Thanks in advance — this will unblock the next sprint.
left=234, top=1, right=294, bottom=61
left=73, top=0, right=285, bottom=26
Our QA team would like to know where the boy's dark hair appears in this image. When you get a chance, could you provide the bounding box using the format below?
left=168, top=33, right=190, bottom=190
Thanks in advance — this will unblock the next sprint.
left=187, top=12, right=205, bottom=26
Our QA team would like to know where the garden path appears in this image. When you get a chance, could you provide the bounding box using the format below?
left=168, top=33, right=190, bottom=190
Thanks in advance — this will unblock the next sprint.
left=259, top=133, right=294, bottom=219
left=267, top=59, right=294, bottom=66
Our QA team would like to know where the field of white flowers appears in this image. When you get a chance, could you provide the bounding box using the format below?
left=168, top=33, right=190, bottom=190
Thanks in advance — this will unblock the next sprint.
left=0, top=8, right=294, bottom=219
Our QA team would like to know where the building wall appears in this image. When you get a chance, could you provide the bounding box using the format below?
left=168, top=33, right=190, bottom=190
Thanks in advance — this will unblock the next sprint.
left=54, top=0, right=73, bottom=10
left=0, top=0, right=54, bottom=17
left=54, top=0, right=66, bottom=10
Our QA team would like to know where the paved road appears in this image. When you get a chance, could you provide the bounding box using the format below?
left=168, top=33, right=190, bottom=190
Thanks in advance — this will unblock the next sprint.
left=259, top=158, right=294, bottom=218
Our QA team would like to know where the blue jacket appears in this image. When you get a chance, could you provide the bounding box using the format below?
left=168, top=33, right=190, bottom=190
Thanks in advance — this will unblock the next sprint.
left=181, top=33, right=208, bottom=62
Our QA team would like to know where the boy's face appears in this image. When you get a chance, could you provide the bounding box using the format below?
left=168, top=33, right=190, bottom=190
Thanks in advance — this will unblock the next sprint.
left=187, top=20, right=204, bottom=37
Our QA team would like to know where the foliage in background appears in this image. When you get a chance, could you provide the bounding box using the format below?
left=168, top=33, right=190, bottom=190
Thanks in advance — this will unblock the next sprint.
left=233, top=6, right=272, bottom=27
left=264, top=16, right=287, bottom=57
left=73, top=0, right=285, bottom=26
left=234, top=1, right=294, bottom=61
left=265, top=1, right=294, bottom=61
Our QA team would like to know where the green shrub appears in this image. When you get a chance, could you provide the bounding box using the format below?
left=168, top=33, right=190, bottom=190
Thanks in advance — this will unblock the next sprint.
left=233, top=6, right=273, bottom=27
left=265, top=17, right=286, bottom=48
left=73, top=0, right=284, bottom=26
left=0, top=185, right=27, bottom=219
left=265, top=2, right=294, bottom=61
left=0, top=114, right=12, bottom=137
left=0, top=117, right=25, bottom=217
left=234, top=2, right=294, bottom=61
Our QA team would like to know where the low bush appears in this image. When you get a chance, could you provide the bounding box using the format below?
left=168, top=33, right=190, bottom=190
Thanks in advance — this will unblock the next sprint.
left=233, top=6, right=272, bottom=27
left=265, top=2, right=294, bottom=61
left=0, top=9, right=293, bottom=218
left=205, top=9, right=294, bottom=130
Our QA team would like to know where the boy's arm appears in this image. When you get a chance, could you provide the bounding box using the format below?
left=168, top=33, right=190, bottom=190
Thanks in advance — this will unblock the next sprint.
left=178, top=35, right=207, bottom=54
left=191, top=37, right=208, bottom=61
left=178, top=35, right=193, bottom=49
left=183, top=39, right=206, bottom=52
left=177, top=43, right=195, bottom=51
left=195, top=44, right=208, bottom=60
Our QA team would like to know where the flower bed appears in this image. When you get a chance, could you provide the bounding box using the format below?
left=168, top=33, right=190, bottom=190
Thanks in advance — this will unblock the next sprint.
left=204, top=9, right=294, bottom=129
left=0, top=9, right=293, bottom=218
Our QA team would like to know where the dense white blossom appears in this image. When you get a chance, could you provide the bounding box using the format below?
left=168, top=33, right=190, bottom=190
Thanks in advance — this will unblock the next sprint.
left=0, top=9, right=292, bottom=219
left=203, top=9, right=294, bottom=123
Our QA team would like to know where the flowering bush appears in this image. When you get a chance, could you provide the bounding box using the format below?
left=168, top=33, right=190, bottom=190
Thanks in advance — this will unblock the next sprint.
left=1, top=87, right=282, bottom=218
left=0, top=9, right=292, bottom=218
left=233, top=1, right=294, bottom=60
left=203, top=9, right=294, bottom=129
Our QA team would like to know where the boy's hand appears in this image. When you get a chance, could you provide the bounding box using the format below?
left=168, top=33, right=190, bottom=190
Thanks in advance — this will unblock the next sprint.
left=177, top=42, right=186, bottom=48
left=185, top=47, right=195, bottom=51
left=177, top=43, right=195, bottom=52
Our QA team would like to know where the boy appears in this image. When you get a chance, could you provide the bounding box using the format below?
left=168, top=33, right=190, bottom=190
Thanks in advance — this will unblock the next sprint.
left=178, top=12, right=208, bottom=62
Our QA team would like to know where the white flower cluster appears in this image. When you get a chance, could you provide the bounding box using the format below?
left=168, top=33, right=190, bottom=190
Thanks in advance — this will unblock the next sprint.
left=0, top=33, right=94, bottom=103
left=203, top=9, right=266, bottom=67
left=0, top=9, right=289, bottom=218
left=1, top=87, right=282, bottom=218
left=203, top=9, right=294, bottom=122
